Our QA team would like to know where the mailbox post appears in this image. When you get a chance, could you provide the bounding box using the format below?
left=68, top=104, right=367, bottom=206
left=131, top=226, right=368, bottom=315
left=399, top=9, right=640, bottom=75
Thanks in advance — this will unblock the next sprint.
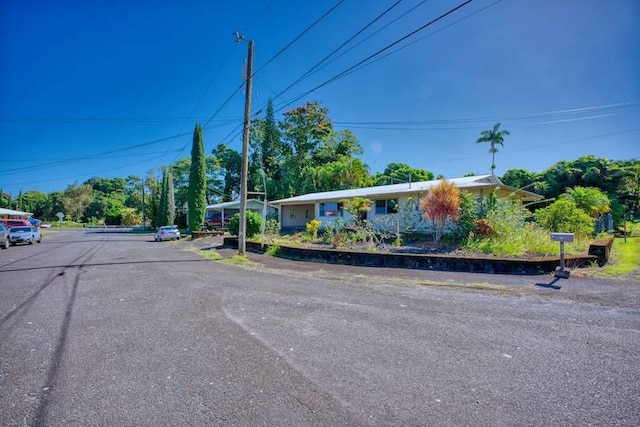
left=550, top=232, right=574, bottom=279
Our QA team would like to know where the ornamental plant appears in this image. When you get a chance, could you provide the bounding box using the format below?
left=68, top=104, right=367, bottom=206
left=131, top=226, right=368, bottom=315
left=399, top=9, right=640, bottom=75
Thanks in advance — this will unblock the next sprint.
left=419, top=179, right=461, bottom=243
left=306, top=219, right=321, bottom=240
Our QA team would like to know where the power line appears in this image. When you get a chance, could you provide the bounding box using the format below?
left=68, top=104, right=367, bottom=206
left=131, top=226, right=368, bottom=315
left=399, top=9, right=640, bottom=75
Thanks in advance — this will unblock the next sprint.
left=343, top=0, right=504, bottom=79
left=274, top=0, right=475, bottom=112
left=299, top=0, right=432, bottom=85
left=253, top=0, right=346, bottom=75
left=273, top=0, right=405, bottom=99
left=332, top=102, right=640, bottom=128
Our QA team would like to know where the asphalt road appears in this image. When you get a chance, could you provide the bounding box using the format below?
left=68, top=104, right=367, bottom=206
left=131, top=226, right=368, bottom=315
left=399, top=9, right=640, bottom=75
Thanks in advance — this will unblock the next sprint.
left=1, top=229, right=638, bottom=426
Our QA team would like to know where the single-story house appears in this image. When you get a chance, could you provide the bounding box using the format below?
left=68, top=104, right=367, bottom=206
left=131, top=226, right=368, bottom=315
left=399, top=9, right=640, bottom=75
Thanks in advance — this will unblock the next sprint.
left=205, top=199, right=278, bottom=226
left=270, top=174, right=542, bottom=230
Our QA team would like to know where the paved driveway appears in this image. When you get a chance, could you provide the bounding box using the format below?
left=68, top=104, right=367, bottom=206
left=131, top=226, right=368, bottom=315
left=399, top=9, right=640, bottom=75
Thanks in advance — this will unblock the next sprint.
left=1, top=229, right=639, bottom=425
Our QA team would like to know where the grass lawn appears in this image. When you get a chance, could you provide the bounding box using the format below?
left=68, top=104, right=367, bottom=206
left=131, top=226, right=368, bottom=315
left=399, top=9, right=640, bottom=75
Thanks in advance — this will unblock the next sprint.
left=593, top=236, right=640, bottom=278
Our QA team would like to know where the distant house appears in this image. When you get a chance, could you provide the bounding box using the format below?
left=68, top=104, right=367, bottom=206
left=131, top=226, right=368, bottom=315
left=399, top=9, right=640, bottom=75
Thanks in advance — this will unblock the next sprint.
left=205, top=199, right=277, bottom=227
left=0, top=207, right=33, bottom=219
left=270, top=174, right=542, bottom=231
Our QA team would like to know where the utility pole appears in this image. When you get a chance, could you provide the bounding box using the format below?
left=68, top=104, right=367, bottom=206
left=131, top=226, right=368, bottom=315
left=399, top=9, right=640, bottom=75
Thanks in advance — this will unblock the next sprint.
left=235, top=32, right=254, bottom=256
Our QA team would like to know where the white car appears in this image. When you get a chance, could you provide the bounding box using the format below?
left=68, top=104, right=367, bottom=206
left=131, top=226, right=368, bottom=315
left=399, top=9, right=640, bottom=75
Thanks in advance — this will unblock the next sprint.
left=154, top=225, right=181, bottom=242
left=9, top=226, right=42, bottom=245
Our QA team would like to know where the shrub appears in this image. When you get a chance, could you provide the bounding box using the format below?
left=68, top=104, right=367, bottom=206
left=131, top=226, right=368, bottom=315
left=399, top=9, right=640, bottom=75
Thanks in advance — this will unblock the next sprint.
left=472, top=219, right=495, bottom=238
left=322, top=219, right=349, bottom=248
left=265, top=245, right=281, bottom=256
left=451, top=192, right=478, bottom=243
left=228, top=211, right=262, bottom=238
left=463, top=197, right=556, bottom=256
left=264, top=219, right=281, bottom=236
left=535, top=199, right=594, bottom=238
left=305, top=219, right=322, bottom=240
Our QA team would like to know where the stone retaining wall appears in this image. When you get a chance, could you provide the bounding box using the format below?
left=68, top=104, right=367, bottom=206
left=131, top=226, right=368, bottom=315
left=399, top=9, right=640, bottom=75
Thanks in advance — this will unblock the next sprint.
left=224, top=238, right=598, bottom=275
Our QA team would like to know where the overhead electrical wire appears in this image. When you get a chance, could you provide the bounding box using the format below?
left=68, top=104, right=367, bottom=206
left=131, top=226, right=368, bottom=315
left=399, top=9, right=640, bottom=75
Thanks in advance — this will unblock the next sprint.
left=343, top=0, right=504, bottom=79
left=272, top=0, right=406, bottom=101
left=252, top=0, right=346, bottom=75
left=274, top=0, right=475, bottom=112
left=291, top=0, right=432, bottom=90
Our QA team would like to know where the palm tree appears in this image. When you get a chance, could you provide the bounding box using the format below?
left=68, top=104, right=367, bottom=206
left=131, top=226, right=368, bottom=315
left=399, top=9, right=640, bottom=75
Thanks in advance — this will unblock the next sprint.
left=476, top=123, right=510, bottom=174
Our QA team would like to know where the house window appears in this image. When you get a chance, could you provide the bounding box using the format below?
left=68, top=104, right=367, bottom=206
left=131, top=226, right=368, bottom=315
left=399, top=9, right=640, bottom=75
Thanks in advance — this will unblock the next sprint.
left=319, top=202, right=343, bottom=217
left=290, top=209, right=296, bottom=218
left=375, top=199, right=398, bottom=215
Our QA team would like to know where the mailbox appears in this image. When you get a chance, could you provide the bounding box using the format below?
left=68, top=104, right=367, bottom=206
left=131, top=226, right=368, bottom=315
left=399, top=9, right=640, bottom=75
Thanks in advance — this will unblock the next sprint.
left=550, top=233, right=574, bottom=243
left=551, top=232, right=574, bottom=279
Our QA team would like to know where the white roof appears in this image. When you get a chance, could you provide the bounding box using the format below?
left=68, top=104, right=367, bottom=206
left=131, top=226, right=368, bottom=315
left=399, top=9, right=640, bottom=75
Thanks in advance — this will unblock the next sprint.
left=0, top=207, right=33, bottom=217
left=271, top=175, right=542, bottom=204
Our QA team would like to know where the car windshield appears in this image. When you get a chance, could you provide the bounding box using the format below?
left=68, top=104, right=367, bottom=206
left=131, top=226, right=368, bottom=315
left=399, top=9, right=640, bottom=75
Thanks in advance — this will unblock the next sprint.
left=161, top=226, right=177, bottom=230
left=11, top=227, right=31, bottom=232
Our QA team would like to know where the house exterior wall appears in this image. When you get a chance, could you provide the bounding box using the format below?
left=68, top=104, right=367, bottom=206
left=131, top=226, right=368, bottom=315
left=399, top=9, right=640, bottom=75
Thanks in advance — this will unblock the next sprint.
left=276, top=185, right=533, bottom=232
left=280, top=204, right=315, bottom=229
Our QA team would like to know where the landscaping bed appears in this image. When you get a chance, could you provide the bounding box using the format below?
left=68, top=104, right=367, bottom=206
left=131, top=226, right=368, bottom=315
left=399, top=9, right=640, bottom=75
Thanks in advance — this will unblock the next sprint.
left=223, top=237, right=598, bottom=275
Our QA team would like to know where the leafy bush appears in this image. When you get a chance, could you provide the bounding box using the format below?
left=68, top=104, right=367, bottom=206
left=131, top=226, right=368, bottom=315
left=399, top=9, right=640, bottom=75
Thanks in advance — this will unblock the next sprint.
left=322, top=219, right=349, bottom=248
left=535, top=199, right=594, bottom=238
left=451, top=192, right=478, bottom=243
left=228, top=211, right=262, bottom=238
left=305, top=219, right=322, bottom=240
left=464, top=198, right=556, bottom=256
left=264, top=219, right=281, bottom=236
left=472, top=219, right=495, bottom=238
left=265, top=245, right=281, bottom=256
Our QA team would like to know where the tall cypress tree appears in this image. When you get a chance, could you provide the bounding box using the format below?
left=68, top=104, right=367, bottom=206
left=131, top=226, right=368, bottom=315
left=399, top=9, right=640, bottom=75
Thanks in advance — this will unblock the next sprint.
left=188, top=124, right=207, bottom=231
left=157, top=170, right=168, bottom=227
left=167, top=168, right=175, bottom=225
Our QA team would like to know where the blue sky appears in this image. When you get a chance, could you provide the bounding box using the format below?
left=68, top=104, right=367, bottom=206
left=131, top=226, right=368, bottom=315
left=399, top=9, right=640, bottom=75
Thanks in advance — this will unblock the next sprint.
left=1, top=0, right=639, bottom=197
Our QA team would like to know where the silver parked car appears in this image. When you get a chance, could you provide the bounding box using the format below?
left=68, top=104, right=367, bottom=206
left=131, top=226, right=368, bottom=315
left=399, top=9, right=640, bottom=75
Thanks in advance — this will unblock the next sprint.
left=0, top=223, right=9, bottom=249
left=154, top=225, right=181, bottom=242
left=9, top=225, right=42, bottom=245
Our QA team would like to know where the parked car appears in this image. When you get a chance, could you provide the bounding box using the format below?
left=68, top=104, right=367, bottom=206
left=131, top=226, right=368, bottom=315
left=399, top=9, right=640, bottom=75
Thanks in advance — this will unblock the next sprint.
left=154, top=225, right=181, bottom=242
left=0, top=218, right=31, bottom=229
left=9, top=226, right=42, bottom=245
left=0, top=223, right=9, bottom=249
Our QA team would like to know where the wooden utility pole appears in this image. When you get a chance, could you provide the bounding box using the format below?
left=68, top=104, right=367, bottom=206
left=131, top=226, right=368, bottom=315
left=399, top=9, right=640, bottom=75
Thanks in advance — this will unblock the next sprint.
left=237, top=34, right=254, bottom=256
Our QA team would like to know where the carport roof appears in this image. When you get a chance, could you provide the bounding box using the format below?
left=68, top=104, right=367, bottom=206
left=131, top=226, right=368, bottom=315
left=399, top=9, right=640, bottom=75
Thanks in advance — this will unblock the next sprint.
left=206, top=199, right=275, bottom=211
left=0, top=207, right=33, bottom=217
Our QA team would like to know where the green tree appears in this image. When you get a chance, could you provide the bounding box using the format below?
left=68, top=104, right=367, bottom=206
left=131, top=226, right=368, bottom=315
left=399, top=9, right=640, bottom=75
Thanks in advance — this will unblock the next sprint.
left=476, top=123, right=510, bottom=174
left=188, top=124, right=207, bottom=232
left=419, top=179, right=461, bottom=243
left=157, top=168, right=175, bottom=226
left=20, top=191, right=49, bottom=218
left=61, top=184, right=94, bottom=221
left=373, top=162, right=434, bottom=185
left=561, top=186, right=610, bottom=218
left=212, top=144, right=241, bottom=202
left=500, top=168, right=539, bottom=190
left=120, top=207, right=142, bottom=226
left=250, top=98, right=287, bottom=200
left=280, top=101, right=333, bottom=196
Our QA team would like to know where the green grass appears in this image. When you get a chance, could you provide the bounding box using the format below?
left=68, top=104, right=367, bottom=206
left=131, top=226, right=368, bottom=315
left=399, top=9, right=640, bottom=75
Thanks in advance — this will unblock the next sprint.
left=222, top=254, right=257, bottom=267
left=594, top=236, right=640, bottom=278
left=196, top=249, right=223, bottom=261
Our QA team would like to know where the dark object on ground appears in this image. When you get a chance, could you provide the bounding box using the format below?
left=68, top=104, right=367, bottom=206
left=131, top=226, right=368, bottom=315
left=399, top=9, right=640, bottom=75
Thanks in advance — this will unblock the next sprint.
left=588, top=236, right=614, bottom=267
